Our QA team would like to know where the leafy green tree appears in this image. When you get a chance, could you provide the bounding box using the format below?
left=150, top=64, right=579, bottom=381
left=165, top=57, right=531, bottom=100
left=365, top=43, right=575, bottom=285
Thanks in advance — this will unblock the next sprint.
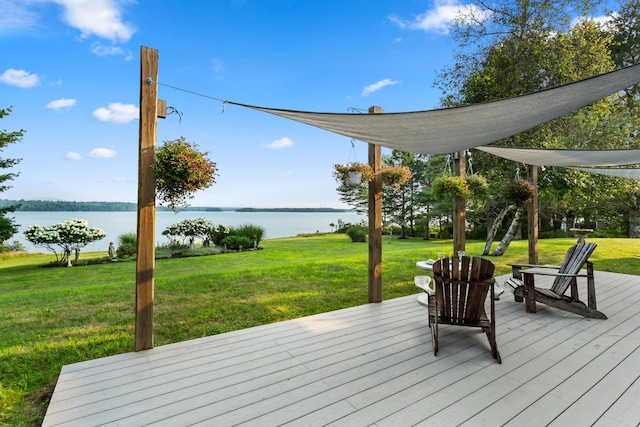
left=0, top=107, right=23, bottom=246
left=24, top=219, right=106, bottom=264
left=435, top=1, right=619, bottom=253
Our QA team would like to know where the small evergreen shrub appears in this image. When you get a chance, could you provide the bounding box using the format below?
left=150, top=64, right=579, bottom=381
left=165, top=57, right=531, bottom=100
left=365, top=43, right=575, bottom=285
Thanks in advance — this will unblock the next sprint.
left=234, top=224, right=265, bottom=246
left=116, top=243, right=137, bottom=258
left=221, top=235, right=253, bottom=251
left=346, top=226, right=367, bottom=242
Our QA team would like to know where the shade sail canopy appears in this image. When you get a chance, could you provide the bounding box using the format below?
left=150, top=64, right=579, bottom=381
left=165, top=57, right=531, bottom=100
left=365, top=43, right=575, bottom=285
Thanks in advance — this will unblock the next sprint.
left=228, top=64, right=640, bottom=155
left=572, top=167, right=640, bottom=179
left=477, top=146, right=640, bottom=167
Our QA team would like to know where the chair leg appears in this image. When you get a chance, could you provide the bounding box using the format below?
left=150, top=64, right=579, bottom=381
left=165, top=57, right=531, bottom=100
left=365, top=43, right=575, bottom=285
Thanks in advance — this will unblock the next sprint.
left=431, top=320, right=438, bottom=356
left=484, top=327, right=502, bottom=363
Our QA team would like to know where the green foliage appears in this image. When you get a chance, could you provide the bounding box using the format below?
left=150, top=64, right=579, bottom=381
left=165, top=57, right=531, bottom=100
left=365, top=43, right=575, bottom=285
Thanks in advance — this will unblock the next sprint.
left=432, top=175, right=468, bottom=200
left=119, top=232, right=137, bottom=246
left=346, top=226, right=367, bottom=242
left=504, top=178, right=536, bottom=206
left=153, top=137, right=217, bottom=212
left=465, top=174, right=489, bottom=200
left=233, top=224, right=265, bottom=246
left=0, top=107, right=23, bottom=244
left=220, top=235, right=253, bottom=250
left=116, top=243, right=136, bottom=258
left=207, top=223, right=230, bottom=245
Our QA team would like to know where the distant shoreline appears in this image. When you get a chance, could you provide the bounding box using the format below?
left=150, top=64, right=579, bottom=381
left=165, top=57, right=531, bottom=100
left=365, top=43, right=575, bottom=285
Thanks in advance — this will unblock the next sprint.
left=0, top=199, right=352, bottom=213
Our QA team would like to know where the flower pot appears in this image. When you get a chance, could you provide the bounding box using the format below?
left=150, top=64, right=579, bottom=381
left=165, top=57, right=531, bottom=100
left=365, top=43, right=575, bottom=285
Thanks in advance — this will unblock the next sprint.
left=346, top=171, right=362, bottom=185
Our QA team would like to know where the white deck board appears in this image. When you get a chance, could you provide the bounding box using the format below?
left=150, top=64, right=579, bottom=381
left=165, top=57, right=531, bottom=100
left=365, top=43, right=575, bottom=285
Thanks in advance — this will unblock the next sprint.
left=43, top=270, right=640, bottom=426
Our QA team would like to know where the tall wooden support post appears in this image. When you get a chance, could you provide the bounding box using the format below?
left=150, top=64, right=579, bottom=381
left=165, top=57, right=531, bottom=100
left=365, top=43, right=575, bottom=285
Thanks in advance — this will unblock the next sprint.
left=453, top=151, right=466, bottom=255
left=135, top=46, right=159, bottom=351
left=527, top=164, right=539, bottom=264
left=368, top=106, right=383, bottom=303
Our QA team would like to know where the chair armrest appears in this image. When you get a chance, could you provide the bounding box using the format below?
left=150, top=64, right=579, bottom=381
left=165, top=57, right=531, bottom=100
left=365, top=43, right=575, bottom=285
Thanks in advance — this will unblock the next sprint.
left=507, top=263, right=561, bottom=269
left=521, top=270, right=588, bottom=278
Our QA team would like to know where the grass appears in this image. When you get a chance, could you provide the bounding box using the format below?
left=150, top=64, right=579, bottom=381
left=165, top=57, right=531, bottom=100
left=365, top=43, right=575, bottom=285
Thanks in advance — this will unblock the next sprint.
left=2, top=234, right=640, bottom=426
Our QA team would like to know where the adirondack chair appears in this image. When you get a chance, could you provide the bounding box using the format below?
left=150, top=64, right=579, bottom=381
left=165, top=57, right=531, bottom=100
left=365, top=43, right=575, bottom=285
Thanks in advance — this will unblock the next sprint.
left=431, top=256, right=501, bottom=363
left=504, top=242, right=606, bottom=319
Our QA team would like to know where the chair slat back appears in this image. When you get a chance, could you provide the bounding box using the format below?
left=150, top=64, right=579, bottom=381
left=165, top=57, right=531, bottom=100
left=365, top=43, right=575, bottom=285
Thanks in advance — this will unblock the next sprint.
left=433, top=256, right=495, bottom=324
left=551, top=242, right=597, bottom=295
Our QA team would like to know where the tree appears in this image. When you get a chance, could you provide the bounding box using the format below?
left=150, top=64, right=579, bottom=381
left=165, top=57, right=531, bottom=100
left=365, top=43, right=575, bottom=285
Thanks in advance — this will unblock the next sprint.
left=435, top=1, right=619, bottom=254
left=24, top=219, right=106, bottom=265
left=162, top=217, right=219, bottom=249
left=0, top=107, right=23, bottom=246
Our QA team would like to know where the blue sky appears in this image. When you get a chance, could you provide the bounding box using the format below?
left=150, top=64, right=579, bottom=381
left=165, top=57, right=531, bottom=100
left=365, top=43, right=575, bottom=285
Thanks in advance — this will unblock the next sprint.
left=0, top=0, right=610, bottom=208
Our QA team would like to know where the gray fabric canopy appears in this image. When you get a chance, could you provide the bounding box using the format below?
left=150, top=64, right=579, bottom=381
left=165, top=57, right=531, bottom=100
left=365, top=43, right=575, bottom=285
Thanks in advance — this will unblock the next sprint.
left=228, top=64, right=640, bottom=155
left=572, top=167, right=640, bottom=179
left=477, top=146, right=640, bottom=167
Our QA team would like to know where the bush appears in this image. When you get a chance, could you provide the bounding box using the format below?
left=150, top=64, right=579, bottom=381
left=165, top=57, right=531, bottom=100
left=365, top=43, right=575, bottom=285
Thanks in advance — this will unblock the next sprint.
left=220, top=235, right=253, bottom=251
left=116, top=242, right=137, bottom=258
left=346, top=226, right=367, bottom=242
left=119, top=232, right=137, bottom=246
left=208, top=224, right=231, bottom=246
left=234, top=224, right=265, bottom=246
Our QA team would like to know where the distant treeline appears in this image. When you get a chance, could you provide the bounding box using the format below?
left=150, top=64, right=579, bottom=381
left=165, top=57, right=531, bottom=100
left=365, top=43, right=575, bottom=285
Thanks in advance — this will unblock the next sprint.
left=0, top=200, right=348, bottom=213
left=236, top=207, right=350, bottom=213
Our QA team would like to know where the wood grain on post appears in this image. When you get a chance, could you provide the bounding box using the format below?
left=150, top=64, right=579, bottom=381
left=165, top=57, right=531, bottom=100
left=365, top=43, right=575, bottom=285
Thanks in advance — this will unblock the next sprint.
left=135, top=46, right=158, bottom=351
left=368, top=106, right=383, bottom=303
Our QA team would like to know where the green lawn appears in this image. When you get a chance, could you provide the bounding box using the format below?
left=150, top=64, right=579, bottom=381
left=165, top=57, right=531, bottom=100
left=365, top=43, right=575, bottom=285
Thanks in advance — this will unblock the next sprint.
left=2, top=234, right=640, bottom=426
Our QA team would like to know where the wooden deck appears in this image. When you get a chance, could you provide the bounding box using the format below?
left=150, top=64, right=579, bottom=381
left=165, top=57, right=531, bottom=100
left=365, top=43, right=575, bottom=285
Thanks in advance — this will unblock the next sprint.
left=43, top=270, right=640, bottom=426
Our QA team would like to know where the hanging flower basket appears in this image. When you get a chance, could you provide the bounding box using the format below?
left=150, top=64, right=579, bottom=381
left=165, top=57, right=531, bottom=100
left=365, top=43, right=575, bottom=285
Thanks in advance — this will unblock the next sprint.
left=465, top=174, right=489, bottom=200
left=432, top=175, right=469, bottom=200
left=153, top=137, right=217, bottom=212
left=381, top=165, right=412, bottom=189
left=504, top=178, right=536, bottom=206
left=333, top=162, right=374, bottom=186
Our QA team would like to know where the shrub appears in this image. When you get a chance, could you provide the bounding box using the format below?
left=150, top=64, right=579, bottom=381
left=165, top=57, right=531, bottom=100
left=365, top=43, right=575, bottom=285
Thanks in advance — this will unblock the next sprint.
left=234, top=224, right=265, bottom=247
left=346, top=226, right=367, bottom=242
left=116, top=242, right=137, bottom=258
left=119, top=232, right=137, bottom=246
left=208, top=224, right=231, bottom=246
left=220, top=235, right=253, bottom=251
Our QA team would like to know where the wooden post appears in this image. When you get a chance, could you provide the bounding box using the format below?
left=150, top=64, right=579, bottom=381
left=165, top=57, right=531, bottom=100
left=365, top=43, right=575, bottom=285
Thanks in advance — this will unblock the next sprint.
left=453, top=151, right=466, bottom=255
left=135, top=46, right=159, bottom=351
left=527, top=165, right=539, bottom=264
left=368, top=106, right=383, bottom=303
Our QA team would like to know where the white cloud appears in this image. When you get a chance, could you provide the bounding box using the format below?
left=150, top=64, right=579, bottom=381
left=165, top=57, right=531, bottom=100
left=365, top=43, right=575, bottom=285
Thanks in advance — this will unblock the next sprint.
left=52, top=0, right=136, bottom=42
left=0, top=1, right=40, bottom=34
left=362, top=78, right=399, bottom=96
left=46, top=98, right=77, bottom=109
left=93, top=102, right=138, bottom=123
left=89, top=147, right=117, bottom=158
left=571, top=15, right=612, bottom=29
left=389, top=0, right=488, bottom=35
left=91, top=42, right=125, bottom=56
left=264, top=137, right=294, bottom=150
left=66, top=151, right=82, bottom=160
left=0, top=68, right=40, bottom=88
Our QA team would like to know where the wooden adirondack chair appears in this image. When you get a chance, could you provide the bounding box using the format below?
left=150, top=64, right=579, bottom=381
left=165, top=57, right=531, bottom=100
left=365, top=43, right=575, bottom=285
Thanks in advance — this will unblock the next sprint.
left=505, top=242, right=606, bottom=319
left=431, top=256, right=501, bottom=363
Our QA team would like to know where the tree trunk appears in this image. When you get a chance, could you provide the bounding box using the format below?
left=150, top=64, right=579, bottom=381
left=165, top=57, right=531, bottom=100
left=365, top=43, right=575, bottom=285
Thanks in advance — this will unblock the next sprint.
left=491, top=208, right=524, bottom=256
left=566, top=214, right=576, bottom=237
left=482, top=205, right=515, bottom=256
left=630, top=208, right=640, bottom=238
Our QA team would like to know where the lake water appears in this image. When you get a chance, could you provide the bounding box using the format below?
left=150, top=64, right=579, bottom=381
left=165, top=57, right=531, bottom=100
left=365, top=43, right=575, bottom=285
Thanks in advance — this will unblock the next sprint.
left=8, top=210, right=364, bottom=254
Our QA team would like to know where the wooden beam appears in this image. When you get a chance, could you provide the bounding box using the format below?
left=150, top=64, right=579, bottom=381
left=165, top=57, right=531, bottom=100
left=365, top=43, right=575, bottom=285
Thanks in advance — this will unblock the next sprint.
left=135, top=46, right=159, bottom=351
left=453, top=151, right=466, bottom=255
left=527, top=164, right=539, bottom=264
left=368, top=106, right=383, bottom=303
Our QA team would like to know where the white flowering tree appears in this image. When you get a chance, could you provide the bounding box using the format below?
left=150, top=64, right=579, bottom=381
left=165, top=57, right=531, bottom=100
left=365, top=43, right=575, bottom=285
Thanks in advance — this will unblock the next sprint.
left=162, top=218, right=227, bottom=249
left=24, top=218, right=106, bottom=265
